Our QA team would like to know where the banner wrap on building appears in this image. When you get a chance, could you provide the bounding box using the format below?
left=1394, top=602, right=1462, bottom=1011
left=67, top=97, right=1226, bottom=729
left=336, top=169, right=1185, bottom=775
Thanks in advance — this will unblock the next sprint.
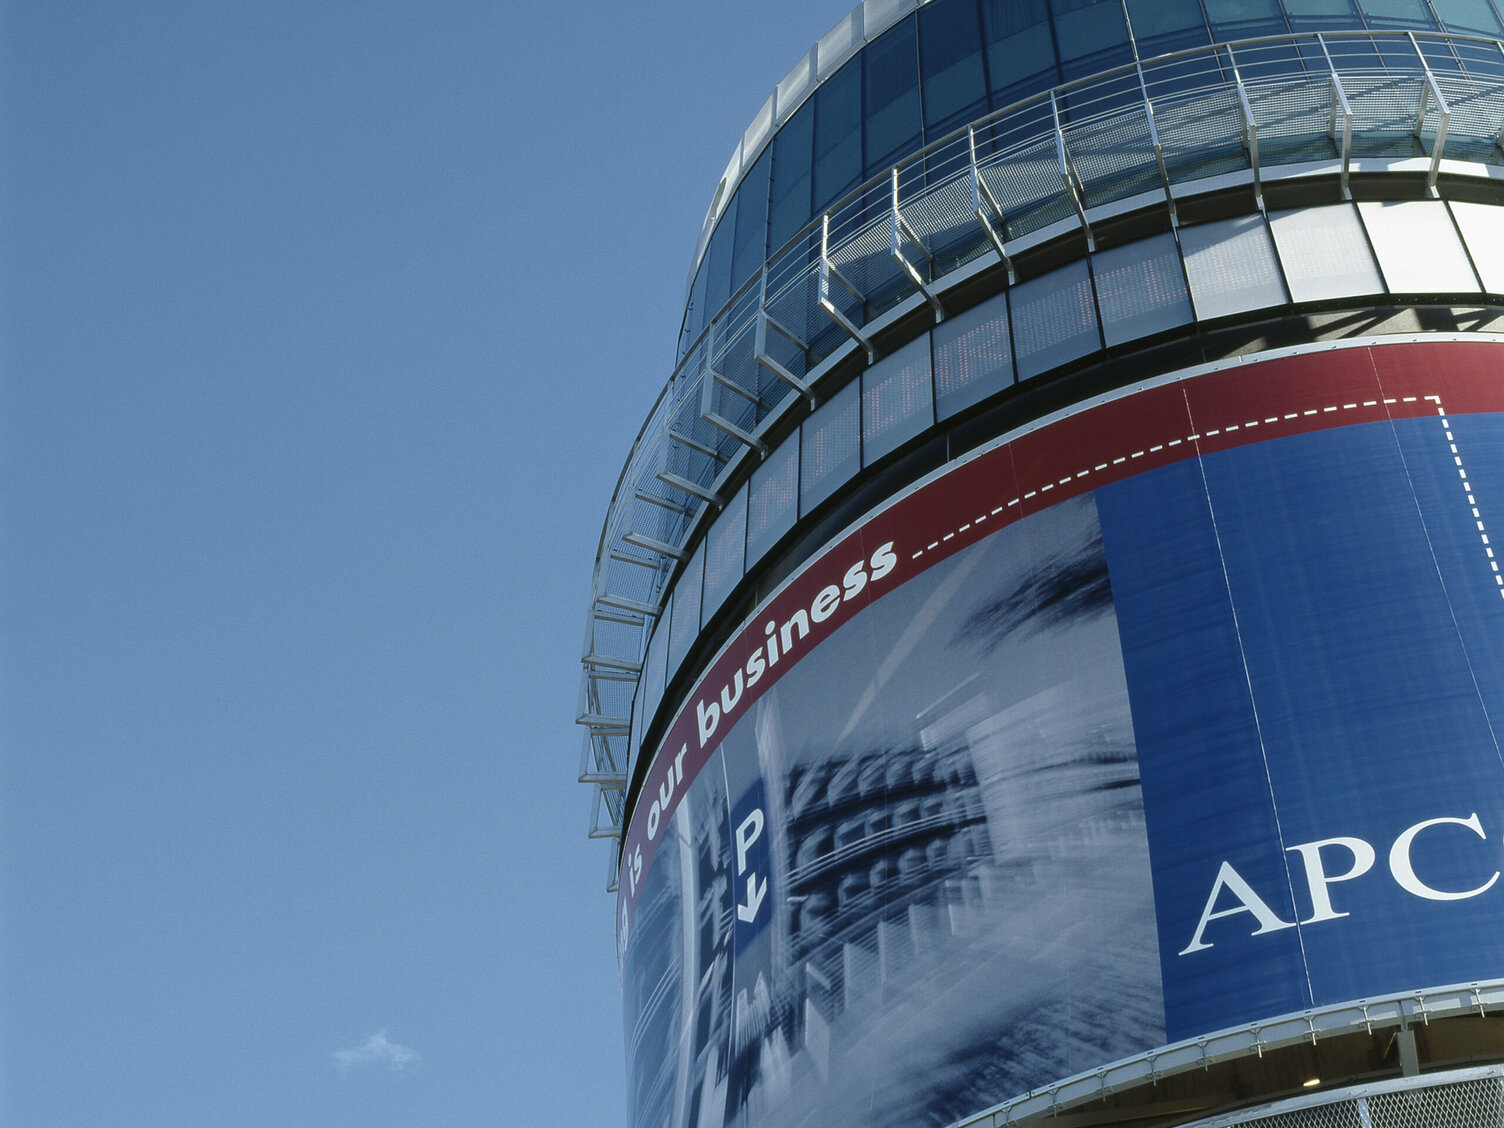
left=619, top=340, right=1504, bottom=1128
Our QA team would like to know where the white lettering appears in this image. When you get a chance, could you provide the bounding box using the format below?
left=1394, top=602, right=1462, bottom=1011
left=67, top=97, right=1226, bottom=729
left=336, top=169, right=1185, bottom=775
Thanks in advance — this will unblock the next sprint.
left=869, top=540, right=897, bottom=581
left=745, top=647, right=766, bottom=687
left=1179, top=860, right=1296, bottom=955
left=697, top=696, right=719, bottom=748
left=842, top=560, right=868, bottom=601
left=720, top=669, right=745, bottom=713
left=1389, top=812, right=1500, bottom=901
left=780, top=608, right=810, bottom=653
left=1287, top=836, right=1375, bottom=923
left=810, top=584, right=841, bottom=623
left=735, top=807, right=765, bottom=875
left=737, top=873, right=767, bottom=922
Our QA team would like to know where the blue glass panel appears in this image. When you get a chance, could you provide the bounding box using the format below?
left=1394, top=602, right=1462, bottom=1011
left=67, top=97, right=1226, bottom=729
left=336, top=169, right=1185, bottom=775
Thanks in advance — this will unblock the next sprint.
left=1431, top=0, right=1504, bottom=34
left=863, top=15, right=922, bottom=177
left=1356, top=0, right=1437, bottom=27
left=731, top=147, right=771, bottom=296
left=746, top=436, right=798, bottom=566
left=861, top=333, right=934, bottom=465
left=1011, top=259, right=1102, bottom=379
left=768, top=101, right=815, bottom=255
left=638, top=619, right=669, bottom=749
left=666, top=546, right=704, bottom=676
left=1202, top=0, right=1290, bottom=38
left=680, top=257, right=710, bottom=360
left=980, top=0, right=1060, bottom=109
left=1091, top=234, right=1194, bottom=348
left=702, top=192, right=738, bottom=318
left=919, top=0, right=989, bottom=137
left=813, top=57, right=862, bottom=215
left=1281, top=0, right=1365, bottom=29
left=1049, top=0, right=1133, bottom=80
left=934, top=291, right=1013, bottom=418
left=800, top=379, right=862, bottom=515
left=1126, top=0, right=1212, bottom=55
left=701, top=484, right=748, bottom=625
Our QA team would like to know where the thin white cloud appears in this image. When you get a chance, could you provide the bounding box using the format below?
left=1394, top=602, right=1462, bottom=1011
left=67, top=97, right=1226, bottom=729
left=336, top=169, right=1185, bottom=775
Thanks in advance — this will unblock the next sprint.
left=333, top=1030, right=420, bottom=1073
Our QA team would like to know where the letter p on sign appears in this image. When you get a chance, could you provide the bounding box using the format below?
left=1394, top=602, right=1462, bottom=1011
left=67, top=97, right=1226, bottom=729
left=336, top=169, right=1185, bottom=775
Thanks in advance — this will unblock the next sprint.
left=735, top=807, right=764, bottom=876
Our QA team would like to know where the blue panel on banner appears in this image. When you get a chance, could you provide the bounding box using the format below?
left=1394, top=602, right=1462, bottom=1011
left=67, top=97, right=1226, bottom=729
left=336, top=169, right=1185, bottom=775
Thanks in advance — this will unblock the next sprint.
left=1099, top=419, right=1504, bottom=1041
left=1095, top=458, right=1308, bottom=1039
left=730, top=778, right=772, bottom=947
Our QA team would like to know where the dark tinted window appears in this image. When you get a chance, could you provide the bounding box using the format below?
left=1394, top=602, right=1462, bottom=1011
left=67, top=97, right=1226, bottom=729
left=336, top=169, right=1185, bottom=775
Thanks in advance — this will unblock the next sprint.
left=981, top=0, right=1060, bottom=108
left=768, top=101, right=815, bottom=254
left=1355, top=0, right=1436, bottom=27
left=1049, top=0, right=1133, bottom=80
left=1429, top=0, right=1504, bottom=34
left=863, top=16, right=923, bottom=176
left=731, top=147, right=771, bottom=295
left=920, top=0, right=989, bottom=137
left=1126, top=0, right=1212, bottom=54
left=813, top=58, right=862, bottom=214
left=702, top=191, right=737, bottom=315
left=1202, top=0, right=1290, bottom=38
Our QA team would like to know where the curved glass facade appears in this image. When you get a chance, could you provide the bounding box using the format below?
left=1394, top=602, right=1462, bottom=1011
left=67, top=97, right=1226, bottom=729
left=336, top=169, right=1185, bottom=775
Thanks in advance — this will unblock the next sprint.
left=678, top=0, right=1504, bottom=358
left=582, top=6, right=1504, bottom=1125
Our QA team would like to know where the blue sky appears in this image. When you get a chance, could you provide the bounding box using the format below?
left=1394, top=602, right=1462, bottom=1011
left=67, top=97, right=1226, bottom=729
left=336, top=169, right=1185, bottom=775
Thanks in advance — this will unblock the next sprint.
left=0, top=2, right=850, bottom=1124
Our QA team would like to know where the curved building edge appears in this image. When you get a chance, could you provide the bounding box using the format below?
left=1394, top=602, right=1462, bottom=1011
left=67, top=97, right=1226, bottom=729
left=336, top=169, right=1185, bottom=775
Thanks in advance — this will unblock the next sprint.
left=581, top=7, right=1504, bottom=1128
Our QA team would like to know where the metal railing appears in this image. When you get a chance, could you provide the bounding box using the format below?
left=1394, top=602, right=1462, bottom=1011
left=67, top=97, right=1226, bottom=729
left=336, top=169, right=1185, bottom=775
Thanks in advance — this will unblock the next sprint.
left=951, top=980, right=1504, bottom=1128
left=578, top=29, right=1504, bottom=862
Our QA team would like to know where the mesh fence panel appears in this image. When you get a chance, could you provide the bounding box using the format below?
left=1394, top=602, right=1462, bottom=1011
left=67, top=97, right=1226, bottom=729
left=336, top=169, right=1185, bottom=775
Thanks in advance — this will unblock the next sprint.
left=1366, top=1076, right=1504, bottom=1128
left=1066, top=109, right=1164, bottom=208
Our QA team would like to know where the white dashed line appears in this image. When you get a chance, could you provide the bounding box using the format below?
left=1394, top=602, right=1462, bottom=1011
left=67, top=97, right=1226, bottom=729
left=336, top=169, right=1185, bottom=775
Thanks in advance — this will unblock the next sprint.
left=908, top=394, right=1446, bottom=562
left=1432, top=398, right=1502, bottom=599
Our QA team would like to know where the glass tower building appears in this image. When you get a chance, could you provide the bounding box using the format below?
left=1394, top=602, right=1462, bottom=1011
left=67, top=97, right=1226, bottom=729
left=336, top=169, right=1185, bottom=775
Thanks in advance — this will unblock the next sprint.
left=579, top=2, right=1504, bottom=1126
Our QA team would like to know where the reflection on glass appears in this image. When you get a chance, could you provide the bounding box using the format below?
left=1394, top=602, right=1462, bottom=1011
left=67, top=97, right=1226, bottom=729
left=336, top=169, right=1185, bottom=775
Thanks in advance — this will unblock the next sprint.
left=1092, top=233, right=1194, bottom=347
left=981, top=0, right=1060, bottom=106
left=1450, top=201, right=1504, bottom=293
left=935, top=291, right=1013, bottom=419
left=862, top=333, right=935, bottom=465
left=1011, top=259, right=1101, bottom=379
left=666, top=546, right=704, bottom=676
left=801, top=379, right=861, bottom=515
left=730, top=148, right=771, bottom=297
left=1269, top=204, right=1384, bottom=304
left=702, top=485, right=749, bottom=625
left=768, top=102, right=815, bottom=254
left=920, top=0, right=988, bottom=135
left=1358, top=201, right=1480, bottom=295
left=814, top=58, right=862, bottom=214
left=747, top=435, right=799, bottom=566
left=864, top=17, right=923, bottom=177
left=1181, top=215, right=1288, bottom=320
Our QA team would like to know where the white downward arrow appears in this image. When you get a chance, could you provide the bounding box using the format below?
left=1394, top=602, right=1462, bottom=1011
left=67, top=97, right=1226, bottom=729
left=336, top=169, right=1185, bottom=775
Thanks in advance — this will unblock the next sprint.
left=736, top=873, right=767, bottom=922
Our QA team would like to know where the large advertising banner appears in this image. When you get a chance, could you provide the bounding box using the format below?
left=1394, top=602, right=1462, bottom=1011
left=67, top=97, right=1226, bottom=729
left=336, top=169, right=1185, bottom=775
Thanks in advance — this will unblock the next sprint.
left=619, top=340, right=1504, bottom=1128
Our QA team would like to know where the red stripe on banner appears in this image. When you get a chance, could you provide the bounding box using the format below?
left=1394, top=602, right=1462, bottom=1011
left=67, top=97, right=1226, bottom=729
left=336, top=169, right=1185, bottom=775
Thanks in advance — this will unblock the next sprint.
left=615, top=338, right=1504, bottom=948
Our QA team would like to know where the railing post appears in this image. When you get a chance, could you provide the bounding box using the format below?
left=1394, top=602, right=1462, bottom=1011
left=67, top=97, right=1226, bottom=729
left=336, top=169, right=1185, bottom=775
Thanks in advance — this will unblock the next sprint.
left=1319, top=35, right=1354, bottom=198
left=969, top=125, right=1015, bottom=282
left=818, top=212, right=877, bottom=362
left=1052, top=90, right=1095, bottom=251
left=1412, top=31, right=1451, bottom=195
left=1229, top=45, right=1263, bottom=212
left=890, top=166, right=945, bottom=322
left=1137, top=62, right=1178, bottom=227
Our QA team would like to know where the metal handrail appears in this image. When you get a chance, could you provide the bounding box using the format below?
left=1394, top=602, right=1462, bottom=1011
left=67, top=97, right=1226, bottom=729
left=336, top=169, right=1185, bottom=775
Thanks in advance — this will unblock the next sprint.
left=578, top=29, right=1504, bottom=850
